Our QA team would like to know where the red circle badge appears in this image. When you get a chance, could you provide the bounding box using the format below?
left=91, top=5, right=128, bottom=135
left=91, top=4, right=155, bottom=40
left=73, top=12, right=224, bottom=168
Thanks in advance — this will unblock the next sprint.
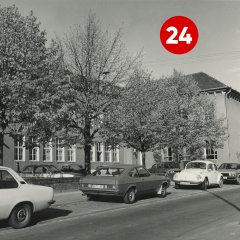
left=160, top=16, right=198, bottom=54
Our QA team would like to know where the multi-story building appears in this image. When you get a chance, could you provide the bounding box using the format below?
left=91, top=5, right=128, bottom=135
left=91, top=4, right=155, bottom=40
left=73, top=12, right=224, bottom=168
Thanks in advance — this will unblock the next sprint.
left=2, top=72, right=240, bottom=171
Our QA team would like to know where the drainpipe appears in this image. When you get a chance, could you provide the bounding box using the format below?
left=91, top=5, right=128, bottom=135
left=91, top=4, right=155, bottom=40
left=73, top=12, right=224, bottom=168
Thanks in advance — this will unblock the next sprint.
left=225, top=88, right=232, bottom=163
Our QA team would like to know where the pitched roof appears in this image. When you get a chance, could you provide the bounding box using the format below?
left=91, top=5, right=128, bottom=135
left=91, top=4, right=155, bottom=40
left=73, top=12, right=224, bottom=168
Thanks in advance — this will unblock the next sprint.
left=189, top=72, right=227, bottom=91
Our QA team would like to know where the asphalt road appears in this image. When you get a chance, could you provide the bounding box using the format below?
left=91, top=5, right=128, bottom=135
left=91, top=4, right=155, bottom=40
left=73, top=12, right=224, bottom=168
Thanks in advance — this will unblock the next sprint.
left=1, top=184, right=240, bottom=240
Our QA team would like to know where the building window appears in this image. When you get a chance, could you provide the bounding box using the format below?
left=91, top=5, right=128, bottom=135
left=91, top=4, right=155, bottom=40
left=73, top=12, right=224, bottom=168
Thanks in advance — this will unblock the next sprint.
left=96, top=143, right=102, bottom=162
left=112, top=145, right=119, bottom=162
left=105, top=144, right=111, bottom=162
left=29, top=137, right=39, bottom=161
left=14, top=135, right=24, bottom=161
left=163, top=147, right=173, bottom=161
left=206, top=148, right=218, bottom=160
left=67, top=145, right=76, bottom=162
left=43, top=142, right=52, bottom=162
left=56, top=138, right=64, bottom=162
left=90, top=145, right=93, bottom=162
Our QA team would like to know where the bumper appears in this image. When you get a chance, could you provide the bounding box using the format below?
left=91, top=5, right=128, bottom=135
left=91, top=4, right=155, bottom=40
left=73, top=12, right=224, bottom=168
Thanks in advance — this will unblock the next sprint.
left=48, top=200, right=56, bottom=205
left=174, top=180, right=202, bottom=186
left=80, top=188, right=122, bottom=197
left=222, top=176, right=237, bottom=181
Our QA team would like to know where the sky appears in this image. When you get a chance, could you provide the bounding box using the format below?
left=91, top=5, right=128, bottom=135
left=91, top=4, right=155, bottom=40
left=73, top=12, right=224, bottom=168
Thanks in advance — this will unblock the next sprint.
left=1, top=0, right=240, bottom=90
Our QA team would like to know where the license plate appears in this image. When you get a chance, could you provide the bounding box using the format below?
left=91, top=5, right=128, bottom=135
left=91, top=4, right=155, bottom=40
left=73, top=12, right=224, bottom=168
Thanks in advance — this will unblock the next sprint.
left=223, top=177, right=227, bottom=180
left=180, top=182, right=190, bottom=185
left=91, top=184, right=104, bottom=189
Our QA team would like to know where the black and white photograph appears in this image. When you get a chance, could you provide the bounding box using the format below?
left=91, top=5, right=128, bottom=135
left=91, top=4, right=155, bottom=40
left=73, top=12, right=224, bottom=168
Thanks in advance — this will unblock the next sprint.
left=0, top=0, right=240, bottom=239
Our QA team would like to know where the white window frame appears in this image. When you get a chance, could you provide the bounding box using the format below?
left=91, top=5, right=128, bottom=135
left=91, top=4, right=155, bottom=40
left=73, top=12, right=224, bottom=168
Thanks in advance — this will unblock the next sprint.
left=14, top=135, right=25, bottom=162
left=96, top=143, right=102, bottom=162
left=104, top=144, right=111, bottom=162
left=29, top=137, right=39, bottom=162
left=43, top=141, right=53, bottom=162
left=112, top=145, right=119, bottom=163
left=206, top=148, right=218, bottom=160
left=56, top=138, right=65, bottom=162
left=67, top=145, right=76, bottom=162
left=163, top=147, right=173, bottom=161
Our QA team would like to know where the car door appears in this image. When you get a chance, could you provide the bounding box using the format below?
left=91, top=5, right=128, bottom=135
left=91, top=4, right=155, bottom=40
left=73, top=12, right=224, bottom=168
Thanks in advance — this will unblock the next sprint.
left=128, top=167, right=145, bottom=193
left=0, top=169, right=20, bottom=219
left=136, top=166, right=155, bottom=193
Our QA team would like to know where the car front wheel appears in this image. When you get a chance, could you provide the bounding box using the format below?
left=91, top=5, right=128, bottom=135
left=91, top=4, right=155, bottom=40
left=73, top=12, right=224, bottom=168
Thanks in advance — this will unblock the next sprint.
left=124, top=188, right=136, bottom=204
left=8, top=203, right=32, bottom=229
left=158, top=184, right=167, bottom=198
left=201, top=178, right=208, bottom=191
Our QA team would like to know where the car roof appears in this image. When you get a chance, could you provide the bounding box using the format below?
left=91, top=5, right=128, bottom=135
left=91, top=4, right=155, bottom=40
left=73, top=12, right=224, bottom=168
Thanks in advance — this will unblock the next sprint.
left=0, top=166, right=11, bottom=170
left=219, top=162, right=240, bottom=165
left=189, top=160, right=214, bottom=164
left=97, top=164, right=143, bottom=169
left=23, top=164, right=54, bottom=167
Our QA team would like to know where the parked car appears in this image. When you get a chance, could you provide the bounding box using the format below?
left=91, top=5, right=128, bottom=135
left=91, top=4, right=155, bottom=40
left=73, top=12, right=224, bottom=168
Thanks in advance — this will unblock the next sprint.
left=148, top=161, right=181, bottom=180
left=173, top=160, right=223, bottom=190
left=0, top=166, right=55, bottom=229
left=79, top=164, right=170, bottom=204
left=61, top=163, right=86, bottom=176
left=218, top=163, right=240, bottom=184
left=20, top=164, right=74, bottom=178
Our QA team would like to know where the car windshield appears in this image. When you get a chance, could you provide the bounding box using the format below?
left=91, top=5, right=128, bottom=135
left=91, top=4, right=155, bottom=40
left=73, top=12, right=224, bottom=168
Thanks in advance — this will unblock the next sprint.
left=163, top=162, right=179, bottom=168
left=186, top=162, right=206, bottom=169
left=92, top=167, right=125, bottom=177
left=22, top=166, right=34, bottom=173
left=47, top=165, right=61, bottom=173
left=218, top=163, right=240, bottom=170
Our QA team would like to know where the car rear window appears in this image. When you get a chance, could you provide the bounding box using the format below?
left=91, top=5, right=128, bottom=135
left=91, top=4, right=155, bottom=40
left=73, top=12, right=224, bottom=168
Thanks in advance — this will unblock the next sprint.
left=92, top=167, right=125, bottom=177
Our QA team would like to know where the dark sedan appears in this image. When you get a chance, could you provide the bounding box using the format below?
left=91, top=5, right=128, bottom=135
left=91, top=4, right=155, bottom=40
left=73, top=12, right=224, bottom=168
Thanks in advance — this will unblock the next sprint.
left=79, top=164, right=170, bottom=204
left=148, top=161, right=182, bottom=180
left=218, top=163, right=240, bottom=184
left=61, top=164, right=86, bottom=176
left=20, top=164, right=74, bottom=178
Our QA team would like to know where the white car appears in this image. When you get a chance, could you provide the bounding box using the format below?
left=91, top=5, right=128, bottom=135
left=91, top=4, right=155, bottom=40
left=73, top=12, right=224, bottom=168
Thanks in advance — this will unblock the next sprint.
left=0, top=166, right=55, bottom=229
left=173, top=160, right=223, bottom=190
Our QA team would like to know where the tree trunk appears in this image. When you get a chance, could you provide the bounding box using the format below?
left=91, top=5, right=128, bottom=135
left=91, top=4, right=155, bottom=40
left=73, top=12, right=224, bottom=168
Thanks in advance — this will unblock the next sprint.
left=84, top=144, right=91, bottom=175
left=84, top=119, right=92, bottom=175
left=141, top=151, right=146, bottom=167
left=0, top=133, right=4, bottom=166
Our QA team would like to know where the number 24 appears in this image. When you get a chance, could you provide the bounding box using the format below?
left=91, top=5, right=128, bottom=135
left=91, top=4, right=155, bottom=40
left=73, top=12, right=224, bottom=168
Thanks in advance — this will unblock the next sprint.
left=166, top=26, right=192, bottom=44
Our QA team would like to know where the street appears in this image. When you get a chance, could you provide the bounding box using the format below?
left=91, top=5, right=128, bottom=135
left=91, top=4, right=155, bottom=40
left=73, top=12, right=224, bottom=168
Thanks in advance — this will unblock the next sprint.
left=1, top=184, right=240, bottom=240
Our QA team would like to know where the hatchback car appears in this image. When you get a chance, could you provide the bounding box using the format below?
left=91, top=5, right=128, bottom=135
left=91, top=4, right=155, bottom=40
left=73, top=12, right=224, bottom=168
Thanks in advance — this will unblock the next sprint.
left=173, top=160, right=223, bottom=190
left=61, top=163, right=86, bottom=176
left=0, top=166, right=55, bottom=228
left=218, top=163, right=240, bottom=184
left=148, top=161, right=181, bottom=180
left=79, top=164, right=170, bottom=204
left=20, top=164, right=74, bottom=178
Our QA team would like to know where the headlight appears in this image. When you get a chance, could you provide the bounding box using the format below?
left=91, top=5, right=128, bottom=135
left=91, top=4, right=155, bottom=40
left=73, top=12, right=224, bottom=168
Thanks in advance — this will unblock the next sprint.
left=230, top=173, right=236, bottom=177
left=196, top=175, right=201, bottom=180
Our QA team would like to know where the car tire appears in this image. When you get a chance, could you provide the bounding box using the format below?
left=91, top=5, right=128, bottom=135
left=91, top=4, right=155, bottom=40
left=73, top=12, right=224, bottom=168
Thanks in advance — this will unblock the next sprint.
left=236, top=175, right=240, bottom=185
left=8, top=203, right=32, bottom=229
left=124, top=188, right=136, bottom=204
left=218, top=177, right=223, bottom=188
left=158, top=184, right=167, bottom=198
left=175, top=183, right=181, bottom=189
left=201, top=178, right=208, bottom=191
